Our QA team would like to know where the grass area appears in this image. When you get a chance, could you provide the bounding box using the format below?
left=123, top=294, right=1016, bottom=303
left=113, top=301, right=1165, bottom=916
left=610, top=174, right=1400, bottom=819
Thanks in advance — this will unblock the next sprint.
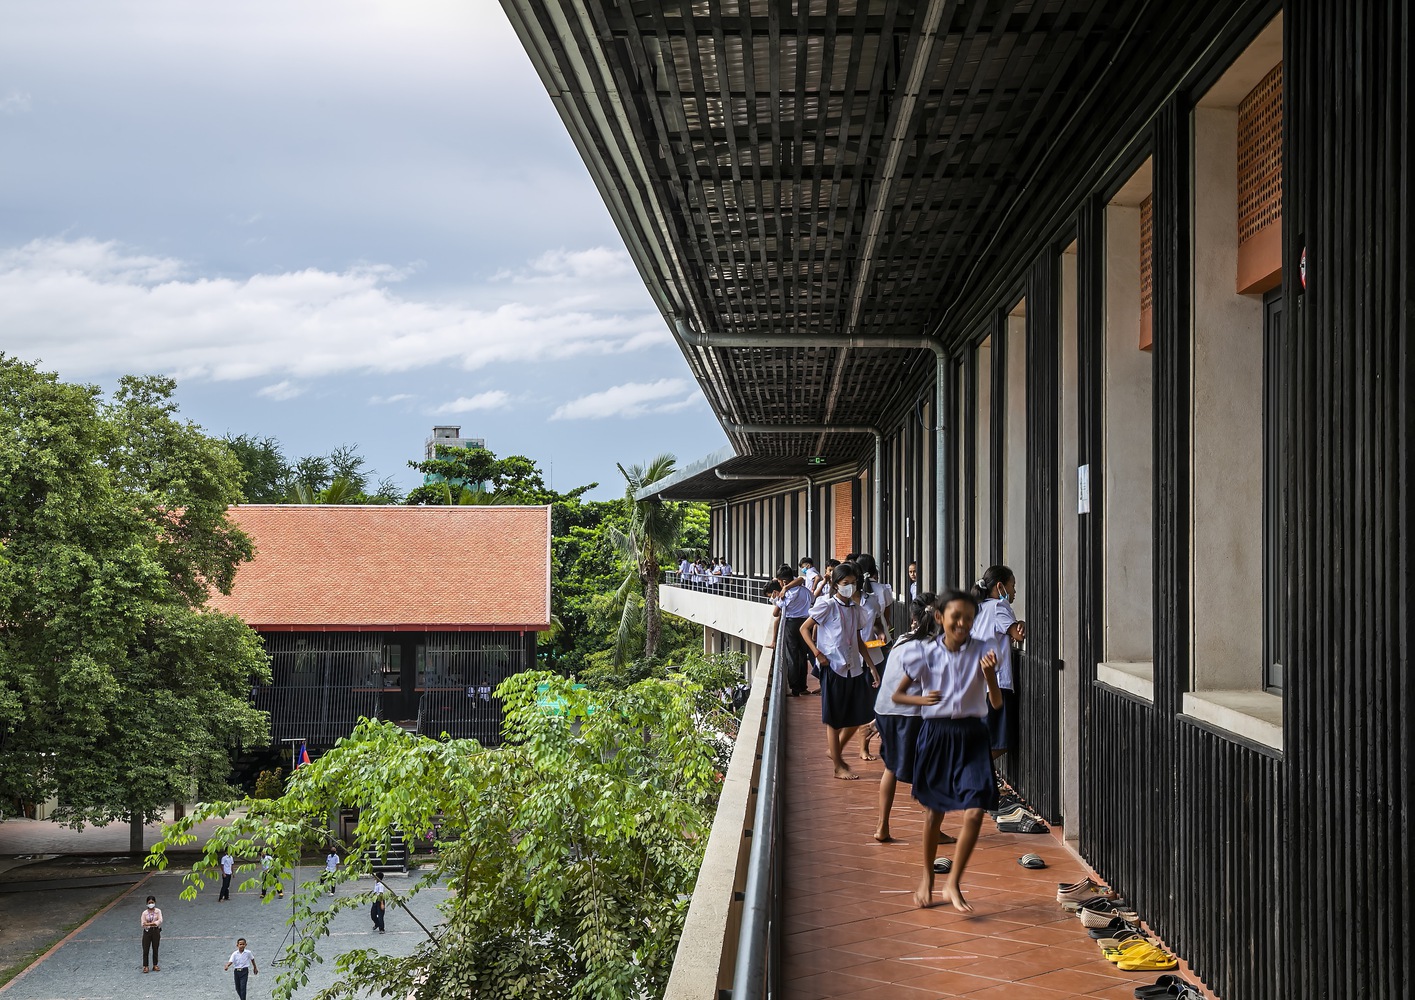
left=0, top=891, right=121, bottom=989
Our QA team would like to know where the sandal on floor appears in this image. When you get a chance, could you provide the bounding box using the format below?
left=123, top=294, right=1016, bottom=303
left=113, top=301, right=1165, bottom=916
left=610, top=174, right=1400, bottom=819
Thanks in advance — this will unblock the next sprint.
left=1133, top=975, right=1196, bottom=998
left=1115, top=950, right=1182, bottom=973
left=932, top=857, right=952, bottom=874
left=1089, top=917, right=1140, bottom=938
left=1019, top=854, right=1047, bottom=869
left=997, top=816, right=1049, bottom=834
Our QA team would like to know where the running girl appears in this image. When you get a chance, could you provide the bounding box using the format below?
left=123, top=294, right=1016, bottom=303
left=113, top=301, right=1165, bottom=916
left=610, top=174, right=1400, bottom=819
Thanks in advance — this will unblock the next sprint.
left=872, top=591, right=934, bottom=842
left=971, top=565, right=1026, bottom=761
left=892, top=590, right=1002, bottom=911
left=802, top=562, right=878, bottom=779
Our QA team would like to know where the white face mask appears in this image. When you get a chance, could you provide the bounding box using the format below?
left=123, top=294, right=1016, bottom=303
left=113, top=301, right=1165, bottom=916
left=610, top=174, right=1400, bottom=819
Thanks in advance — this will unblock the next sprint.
left=837, top=583, right=856, bottom=598
left=147, top=903, right=155, bottom=909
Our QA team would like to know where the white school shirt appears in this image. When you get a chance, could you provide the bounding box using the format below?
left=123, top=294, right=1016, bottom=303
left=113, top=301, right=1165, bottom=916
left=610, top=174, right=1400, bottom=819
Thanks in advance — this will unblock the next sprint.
left=800, top=567, right=819, bottom=590
left=970, top=597, right=1018, bottom=689
left=229, top=949, right=255, bottom=970
left=220, top=854, right=234, bottom=875
left=778, top=579, right=812, bottom=618
left=807, top=595, right=867, bottom=677
left=909, top=580, right=919, bottom=601
left=678, top=559, right=690, bottom=577
left=902, top=635, right=993, bottom=720
left=721, top=562, right=734, bottom=576
left=325, top=854, right=339, bottom=873
left=873, top=639, right=924, bottom=717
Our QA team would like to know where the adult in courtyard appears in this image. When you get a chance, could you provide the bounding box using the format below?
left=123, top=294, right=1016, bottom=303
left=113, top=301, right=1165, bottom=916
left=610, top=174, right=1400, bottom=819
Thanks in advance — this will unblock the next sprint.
left=140, top=894, right=162, bottom=973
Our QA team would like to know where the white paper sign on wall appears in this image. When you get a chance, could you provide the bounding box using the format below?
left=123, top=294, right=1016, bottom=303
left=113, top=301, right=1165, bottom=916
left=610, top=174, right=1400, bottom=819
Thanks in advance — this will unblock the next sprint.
left=1078, top=464, right=1091, bottom=514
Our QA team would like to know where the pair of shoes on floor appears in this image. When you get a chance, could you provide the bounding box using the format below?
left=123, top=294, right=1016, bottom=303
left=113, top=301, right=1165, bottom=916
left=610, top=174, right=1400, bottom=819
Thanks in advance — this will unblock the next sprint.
left=1135, top=974, right=1201, bottom=998
left=1057, top=876, right=1115, bottom=905
left=994, top=805, right=1048, bottom=834
left=1104, top=938, right=1179, bottom=972
left=989, top=794, right=1022, bottom=816
left=1077, top=898, right=1139, bottom=928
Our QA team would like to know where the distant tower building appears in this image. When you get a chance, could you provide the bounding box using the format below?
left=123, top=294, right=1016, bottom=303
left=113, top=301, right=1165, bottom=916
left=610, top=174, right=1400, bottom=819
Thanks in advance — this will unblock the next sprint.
left=423, top=426, right=489, bottom=488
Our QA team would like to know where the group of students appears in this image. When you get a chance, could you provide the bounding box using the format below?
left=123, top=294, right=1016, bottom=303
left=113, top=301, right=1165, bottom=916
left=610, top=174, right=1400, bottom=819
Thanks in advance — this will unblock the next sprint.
left=677, top=554, right=735, bottom=588
left=769, top=554, right=1026, bottom=913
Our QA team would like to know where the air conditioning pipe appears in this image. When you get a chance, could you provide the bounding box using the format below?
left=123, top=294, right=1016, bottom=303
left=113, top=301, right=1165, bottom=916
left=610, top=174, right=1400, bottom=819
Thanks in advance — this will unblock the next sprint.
left=675, top=318, right=953, bottom=586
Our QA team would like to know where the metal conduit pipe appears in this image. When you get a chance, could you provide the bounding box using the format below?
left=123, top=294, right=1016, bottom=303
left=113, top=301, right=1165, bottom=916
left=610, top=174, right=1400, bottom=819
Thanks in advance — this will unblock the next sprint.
left=676, top=318, right=953, bottom=583
left=713, top=470, right=814, bottom=568
left=723, top=422, right=881, bottom=563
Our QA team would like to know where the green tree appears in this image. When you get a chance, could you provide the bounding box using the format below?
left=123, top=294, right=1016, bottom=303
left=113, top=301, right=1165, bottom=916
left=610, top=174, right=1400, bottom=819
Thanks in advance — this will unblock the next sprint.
left=150, top=671, right=729, bottom=1000
left=223, top=433, right=290, bottom=502
left=608, top=456, right=684, bottom=664
left=0, top=359, right=271, bottom=852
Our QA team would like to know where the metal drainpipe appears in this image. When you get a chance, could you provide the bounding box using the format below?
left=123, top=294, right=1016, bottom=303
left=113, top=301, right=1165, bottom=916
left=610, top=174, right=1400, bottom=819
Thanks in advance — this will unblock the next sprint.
left=723, top=422, right=882, bottom=564
left=713, top=469, right=814, bottom=566
left=677, top=318, right=951, bottom=583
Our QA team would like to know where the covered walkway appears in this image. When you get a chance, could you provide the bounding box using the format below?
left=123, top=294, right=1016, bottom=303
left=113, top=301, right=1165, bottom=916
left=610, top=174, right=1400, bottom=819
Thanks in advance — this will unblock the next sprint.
left=780, top=693, right=1204, bottom=1000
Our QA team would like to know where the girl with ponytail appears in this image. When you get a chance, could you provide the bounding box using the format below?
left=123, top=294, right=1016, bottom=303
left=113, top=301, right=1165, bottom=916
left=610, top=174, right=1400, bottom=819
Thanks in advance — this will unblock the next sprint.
left=970, top=565, right=1026, bottom=761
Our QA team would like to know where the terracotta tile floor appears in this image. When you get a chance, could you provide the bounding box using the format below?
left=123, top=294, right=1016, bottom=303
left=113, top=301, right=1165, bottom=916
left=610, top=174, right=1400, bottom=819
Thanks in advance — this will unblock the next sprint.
left=780, top=692, right=1209, bottom=999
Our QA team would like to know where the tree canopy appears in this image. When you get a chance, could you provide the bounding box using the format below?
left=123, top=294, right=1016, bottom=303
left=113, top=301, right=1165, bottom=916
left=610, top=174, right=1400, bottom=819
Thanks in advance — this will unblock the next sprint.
left=0, top=357, right=271, bottom=848
left=150, top=669, right=739, bottom=1000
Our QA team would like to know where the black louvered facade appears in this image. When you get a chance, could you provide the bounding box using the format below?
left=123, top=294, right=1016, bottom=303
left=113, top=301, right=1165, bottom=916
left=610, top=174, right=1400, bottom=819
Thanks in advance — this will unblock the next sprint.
left=507, top=1, right=1411, bottom=996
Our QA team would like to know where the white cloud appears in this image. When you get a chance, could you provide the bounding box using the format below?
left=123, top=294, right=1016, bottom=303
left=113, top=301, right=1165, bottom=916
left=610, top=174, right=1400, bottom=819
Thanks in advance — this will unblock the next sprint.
left=0, top=237, right=671, bottom=382
left=368, top=392, right=414, bottom=405
left=433, top=391, right=510, bottom=414
left=550, top=378, right=702, bottom=421
left=0, top=90, right=32, bottom=114
left=256, top=380, right=304, bottom=400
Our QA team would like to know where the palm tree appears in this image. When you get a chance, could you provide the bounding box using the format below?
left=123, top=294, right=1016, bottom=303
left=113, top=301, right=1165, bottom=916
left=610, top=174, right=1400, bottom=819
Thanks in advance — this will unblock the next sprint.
left=608, top=454, right=683, bottom=664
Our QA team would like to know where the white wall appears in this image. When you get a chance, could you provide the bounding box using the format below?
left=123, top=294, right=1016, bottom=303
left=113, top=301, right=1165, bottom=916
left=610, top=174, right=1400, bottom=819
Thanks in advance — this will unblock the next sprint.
left=1003, top=313, right=1028, bottom=621
left=975, top=337, right=993, bottom=571
left=1102, top=205, right=1155, bottom=662
left=661, top=585, right=779, bottom=651
left=1190, top=108, right=1264, bottom=690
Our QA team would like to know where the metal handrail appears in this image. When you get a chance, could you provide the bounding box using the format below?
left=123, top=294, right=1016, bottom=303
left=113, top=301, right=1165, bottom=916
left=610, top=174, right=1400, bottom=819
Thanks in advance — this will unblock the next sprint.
left=661, top=569, right=775, bottom=604
left=729, top=610, right=787, bottom=998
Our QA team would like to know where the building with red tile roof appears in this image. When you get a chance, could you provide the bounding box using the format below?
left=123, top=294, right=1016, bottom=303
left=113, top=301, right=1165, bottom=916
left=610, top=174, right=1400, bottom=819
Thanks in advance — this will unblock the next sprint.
left=211, top=505, right=552, bottom=748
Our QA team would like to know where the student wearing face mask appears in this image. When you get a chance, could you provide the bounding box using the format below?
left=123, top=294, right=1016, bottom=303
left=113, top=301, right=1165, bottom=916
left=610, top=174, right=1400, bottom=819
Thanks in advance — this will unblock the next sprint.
left=140, top=895, right=163, bottom=973
left=970, top=565, right=1027, bottom=763
left=801, top=562, right=879, bottom=780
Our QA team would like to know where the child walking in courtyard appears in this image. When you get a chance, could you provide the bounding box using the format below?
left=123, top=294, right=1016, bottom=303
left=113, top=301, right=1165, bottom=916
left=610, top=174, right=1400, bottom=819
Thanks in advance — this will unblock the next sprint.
left=223, top=938, right=259, bottom=999
left=802, top=562, right=879, bottom=779
left=892, top=590, right=1002, bottom=911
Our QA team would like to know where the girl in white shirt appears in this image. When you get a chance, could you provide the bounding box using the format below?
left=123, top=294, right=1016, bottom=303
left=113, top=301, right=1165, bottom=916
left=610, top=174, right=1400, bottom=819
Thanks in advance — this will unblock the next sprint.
left=892, top=589, right=1002, bottom=912
left=970, top=565, right=1027, bottom=760
left=852, top=553, right=893, bottom=760
left=801, top=562, right=878, bottom=780
left=871, top=592, right=939, bottom=843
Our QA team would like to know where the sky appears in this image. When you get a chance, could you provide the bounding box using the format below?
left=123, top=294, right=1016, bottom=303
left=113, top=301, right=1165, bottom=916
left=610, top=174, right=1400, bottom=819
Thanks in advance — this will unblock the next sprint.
left=0, top=0, right=727, bottom=498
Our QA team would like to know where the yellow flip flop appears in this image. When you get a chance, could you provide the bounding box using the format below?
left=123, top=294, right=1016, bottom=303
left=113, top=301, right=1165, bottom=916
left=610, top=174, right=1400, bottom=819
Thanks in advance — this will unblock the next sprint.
left=1102, top=939, right=1156, bottom=964
left=1117, top=947, right=1180, bottom=972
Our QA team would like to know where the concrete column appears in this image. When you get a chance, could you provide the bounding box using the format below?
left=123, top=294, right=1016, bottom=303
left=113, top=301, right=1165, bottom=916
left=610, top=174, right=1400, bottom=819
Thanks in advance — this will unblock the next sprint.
left=1058, top=248, right=1082, bottom=839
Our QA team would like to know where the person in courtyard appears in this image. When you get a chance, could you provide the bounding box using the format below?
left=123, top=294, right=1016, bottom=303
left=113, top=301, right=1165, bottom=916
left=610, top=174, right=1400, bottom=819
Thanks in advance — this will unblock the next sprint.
left=324, top=849, right=340, bottom=894
left=892, top=590, right=1002, bottom=912
left=801, top=561, right=878, bottom=780
left=224, top=938, right=258, bottom=1000
left=260, top=850, right=282, bottom=899
left=371, top=889, right=386, bottom=933
left=218, top=851, right=235, bottom=901
left=771, top=564, right=813, bottom=696
left=971, top=565, right=1027, bottom=764
left=140, top=894, right=162, bottom=973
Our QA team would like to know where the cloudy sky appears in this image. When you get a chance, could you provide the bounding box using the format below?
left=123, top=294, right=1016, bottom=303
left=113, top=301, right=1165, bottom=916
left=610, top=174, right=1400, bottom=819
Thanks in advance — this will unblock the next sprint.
left=0, top=0, right=726, bottom=497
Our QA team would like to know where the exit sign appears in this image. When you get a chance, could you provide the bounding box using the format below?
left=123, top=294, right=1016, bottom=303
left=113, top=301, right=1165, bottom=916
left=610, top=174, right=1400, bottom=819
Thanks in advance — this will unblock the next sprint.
left=807, top=457, right=827, bottom=466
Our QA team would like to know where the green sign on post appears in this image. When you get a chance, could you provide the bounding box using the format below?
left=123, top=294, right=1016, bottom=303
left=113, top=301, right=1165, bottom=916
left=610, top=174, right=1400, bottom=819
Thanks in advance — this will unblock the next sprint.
left=807, top=456, right=827, bottom=466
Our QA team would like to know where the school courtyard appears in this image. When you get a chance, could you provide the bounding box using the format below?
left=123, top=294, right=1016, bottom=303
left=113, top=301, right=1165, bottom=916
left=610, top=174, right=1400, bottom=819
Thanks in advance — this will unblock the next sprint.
left=0, top=870, right=449, bottom=1000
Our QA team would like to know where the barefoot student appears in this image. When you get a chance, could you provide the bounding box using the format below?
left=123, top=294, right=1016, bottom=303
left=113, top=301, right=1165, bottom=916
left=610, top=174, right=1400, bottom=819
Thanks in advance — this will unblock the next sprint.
left=802, top=561, right=879, bottom=780
left=224, top=938, right=258, bottom=1000
left=873, top=592, right=959, bottom=845
left=892, top=590, right=1003, bottom=911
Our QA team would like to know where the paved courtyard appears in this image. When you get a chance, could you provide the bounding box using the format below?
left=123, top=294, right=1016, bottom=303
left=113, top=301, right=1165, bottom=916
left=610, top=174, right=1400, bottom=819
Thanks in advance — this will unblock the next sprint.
left=1, top=870, right=449, bottom=1000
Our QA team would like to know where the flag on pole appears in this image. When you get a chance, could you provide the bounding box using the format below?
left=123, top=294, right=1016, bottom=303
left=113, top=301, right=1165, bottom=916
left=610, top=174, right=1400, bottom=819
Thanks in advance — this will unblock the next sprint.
left=298, top=742, right=311, bottom=767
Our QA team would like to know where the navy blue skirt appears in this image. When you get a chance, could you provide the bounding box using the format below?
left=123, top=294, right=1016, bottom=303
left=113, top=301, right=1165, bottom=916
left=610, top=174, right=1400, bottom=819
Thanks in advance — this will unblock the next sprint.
left=911, top=717, right=999, bottom=814
left=874, top=714, right=921, bottom=784
left=987, top=688, right=1019, bottom=752
left=820, top=667, right=876, bottom=729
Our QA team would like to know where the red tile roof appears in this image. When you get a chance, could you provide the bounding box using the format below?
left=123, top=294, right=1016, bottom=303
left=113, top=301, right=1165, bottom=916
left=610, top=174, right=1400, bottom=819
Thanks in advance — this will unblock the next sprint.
left=208, top=505, right=552, bottom=631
